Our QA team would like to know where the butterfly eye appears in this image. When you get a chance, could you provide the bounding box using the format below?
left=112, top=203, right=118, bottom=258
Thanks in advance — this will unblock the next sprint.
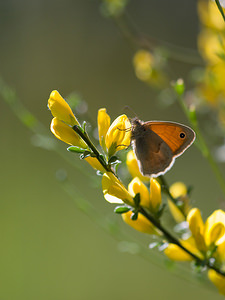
left=180, top=132, right=185, bottom=139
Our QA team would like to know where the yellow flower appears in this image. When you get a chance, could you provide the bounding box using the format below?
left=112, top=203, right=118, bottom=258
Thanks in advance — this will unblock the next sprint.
left=198, top=29, right=225, bottom=65
left=188, top=209, right=225, bottom=249
left=204, top=210, right=225, bottom=246
left=164, top=243, right=193, bottom=262
left=128, top=177, right=150, bottom=208
left=196, top=63, right=225, bottom=104
left=208, top=269, right=225, bottom=295
left=133, top=49, right=167, bottom=87
left=126, top=150, right=149, bottom=182
left=84, top=156, right=106, bottom=172
left=165, top=209, right=225, bottom=262
left=198, top=0, right=225, bottom=30
left=50, top=117, right=87, bottom=148
left=217, top=239, right=225, bottom=262
left=98, top=108, right=111, bottom=151
left=164, top=237, right=204, bottom=261
left=122, top=211, right=160, bottom=235
left=187, top=208, right=207, bottom=252
left=168, top=182, right=190, bottom=223
left=48, top=90, right=79, bottom=126
left=149, top=178, right=162, bottom=214
left=127, top=177, right=161, bottom=214
left=105, top=114, right=131, bottom=157
left=133, top=50, right=154, bottom=81
left=102, top=172, right=133, bottom=205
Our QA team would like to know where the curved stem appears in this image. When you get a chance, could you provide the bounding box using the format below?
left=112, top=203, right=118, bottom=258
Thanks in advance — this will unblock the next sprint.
left=176, top=92, right=225, bottom=198
left=159, top=175, right=186, bottom=219
left=72, top=125, right=114, bottom=173
left=215, top=0, right=225, bottom=22
left=139, top=206, right=225, bottom=276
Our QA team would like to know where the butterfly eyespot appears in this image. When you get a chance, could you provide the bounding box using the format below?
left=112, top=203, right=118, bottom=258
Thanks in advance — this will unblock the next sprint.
left=180, top=132, right=185, bottom=139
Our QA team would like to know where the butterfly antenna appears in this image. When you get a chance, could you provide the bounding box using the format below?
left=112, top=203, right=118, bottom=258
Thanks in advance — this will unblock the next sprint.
left=122, top=105, right=138, bottom=118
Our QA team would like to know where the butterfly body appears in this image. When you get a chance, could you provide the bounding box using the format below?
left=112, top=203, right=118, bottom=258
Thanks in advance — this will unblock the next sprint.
left=131, top=118, right=195, bottom=177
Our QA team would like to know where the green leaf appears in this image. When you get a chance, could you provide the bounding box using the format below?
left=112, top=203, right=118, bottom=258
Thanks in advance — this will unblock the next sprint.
left=108, top=155, right=121, bottom=165
left=133, top=193, right=141, bottom=207
left=156, top=203, right=166, bottom=218
left=131, top=211, right=138, bottom=220
left=67, top=146, right=88, bottom=154
left=187, top=185, right=194, bottom=196
left=80, top=151, right=94, bottom=159
left=114, top=206, right=131, bottom=214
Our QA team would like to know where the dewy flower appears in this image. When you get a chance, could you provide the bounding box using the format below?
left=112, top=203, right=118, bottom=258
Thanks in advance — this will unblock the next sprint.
left=164, top=208, right=225, bottom=262
left=101, top=113, right=131, bottom=157
left=167, top=182, right=191, bottom=223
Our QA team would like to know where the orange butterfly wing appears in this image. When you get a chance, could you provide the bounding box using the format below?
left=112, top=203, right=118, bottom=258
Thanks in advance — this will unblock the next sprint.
left=144, top=121, right=195, bottom=157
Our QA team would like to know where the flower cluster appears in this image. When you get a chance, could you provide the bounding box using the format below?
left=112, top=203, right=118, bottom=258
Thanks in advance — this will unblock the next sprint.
left=197, top=0, right=225, bottom=109
left=48, top=90, right=225, bottom=295
left=164, top=207, right=225, bottom=294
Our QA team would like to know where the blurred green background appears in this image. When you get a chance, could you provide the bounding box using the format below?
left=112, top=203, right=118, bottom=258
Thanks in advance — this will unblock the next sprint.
left=1, top=0, right=224, bottom=299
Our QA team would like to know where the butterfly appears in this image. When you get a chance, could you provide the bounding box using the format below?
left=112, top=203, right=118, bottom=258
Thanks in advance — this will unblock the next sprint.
left=131, top=118, right=195, bottom=177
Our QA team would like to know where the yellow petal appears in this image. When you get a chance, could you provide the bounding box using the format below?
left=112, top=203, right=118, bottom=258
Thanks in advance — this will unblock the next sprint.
left=164, top=243, right=193, bottom=261
left=168, top=182, right=190, bottom=223
left=208, top=270, right=225, bottom=296
left=168, top=200, right=186, bottom=223
left=198, top=0, right=225, bottom=30
left=50, top=117, right=87, bottom=148
left=105, top=114, right=131, bottom=157
left=126, top=150, right=149, bottom=182
left=217, top=239, right=225, bottom=262
left=164, top=237, right=203, bottom=261
left=149, top=178, right=162, bottom=214
left=128, top=177, right=150, bottom=208
left=98, top=108, right=110, bottom=150
left=122, top=211, right=160, bottom=235
left=187, top=208, right=206, bottom=252
left=198, top=29, right=225, bottom=65
left=48, top=90, right=79, bottom=126
left=204, top=210, right=225, bottom=246
left=169, top=182, right=187, bottom=199
left=102, top=172, right=133, bottom=205
left=85, top=156, right=106, bottom=172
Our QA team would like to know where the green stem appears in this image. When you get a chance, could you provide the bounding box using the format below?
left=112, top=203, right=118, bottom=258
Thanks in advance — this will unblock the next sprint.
left=72, top=125, right=113, bottom=173
left=176, top=93, right=225, bottom=198
left=215, top=0, right=225, bottom=22
left=139, top=206, right=225, bottom=276
left=159, top=175, right=186, bottom=219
